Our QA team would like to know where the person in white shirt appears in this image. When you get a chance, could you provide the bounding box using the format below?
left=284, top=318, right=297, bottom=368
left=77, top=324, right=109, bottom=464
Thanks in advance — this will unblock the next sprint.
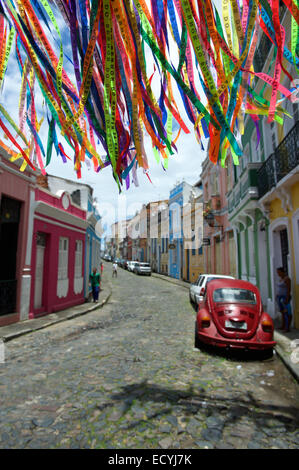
left=112, top=261, right=118, bottom=278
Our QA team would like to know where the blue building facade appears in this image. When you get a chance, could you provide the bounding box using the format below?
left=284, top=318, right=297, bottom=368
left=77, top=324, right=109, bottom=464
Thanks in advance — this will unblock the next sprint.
left=168, top=182, right=193, bottom=279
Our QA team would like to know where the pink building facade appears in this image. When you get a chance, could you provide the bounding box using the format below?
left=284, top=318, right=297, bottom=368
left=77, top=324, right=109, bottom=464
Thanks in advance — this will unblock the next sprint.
left=201, top=155, right=237, bottom=277
left=29, top=187, right=88, bottom=318
left=0, top=147, right=36, bottom=327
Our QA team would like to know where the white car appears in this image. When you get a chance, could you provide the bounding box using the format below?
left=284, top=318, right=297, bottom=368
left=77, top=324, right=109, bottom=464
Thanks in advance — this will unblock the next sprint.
left=134, top=262, right=152, bottom=275
left=189, top=274, right=235, bottom=309
left=127, top=261, right=138, bottom=272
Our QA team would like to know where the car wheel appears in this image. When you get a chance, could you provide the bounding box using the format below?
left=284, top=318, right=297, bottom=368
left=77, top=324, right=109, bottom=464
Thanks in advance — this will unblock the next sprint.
left=260, top=348, right=273, bottom=360
left=194, top=321, right=201, bottom=349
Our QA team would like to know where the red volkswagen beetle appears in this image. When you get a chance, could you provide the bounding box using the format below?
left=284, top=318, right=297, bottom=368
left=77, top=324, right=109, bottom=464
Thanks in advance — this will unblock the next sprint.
left=195, top=279, right=276, bottom=355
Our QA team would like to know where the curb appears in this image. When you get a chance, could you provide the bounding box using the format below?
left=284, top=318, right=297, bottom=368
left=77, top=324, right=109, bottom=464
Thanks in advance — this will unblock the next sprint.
left=151, top=272, right=190, bottom=290
left=0, top=283, right=112, bottom=343
left=274, top=331, right=299, bottom=383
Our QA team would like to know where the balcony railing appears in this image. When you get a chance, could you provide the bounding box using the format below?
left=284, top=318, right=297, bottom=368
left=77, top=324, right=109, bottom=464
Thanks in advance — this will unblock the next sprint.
left=257, top=121, right=299, bottom=199
left=0, top=279, right=17, bottom=316
left=228, top=165, right=260, bottom=214
left=254, top=33, right=272, bottom=72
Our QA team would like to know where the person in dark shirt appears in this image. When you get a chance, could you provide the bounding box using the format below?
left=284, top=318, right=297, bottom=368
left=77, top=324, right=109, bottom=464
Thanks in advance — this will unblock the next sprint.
left=276, top=267, right=292, bottom=332
left=90, top=267, right=101, bottom=303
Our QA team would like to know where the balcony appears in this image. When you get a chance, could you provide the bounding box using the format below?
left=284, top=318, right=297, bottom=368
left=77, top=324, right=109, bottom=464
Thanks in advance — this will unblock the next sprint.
left=253, top=2, right=286, bottom=73
left=257, top=121, right=299, bottom=199
left=253, top=33, right=272, bottom=72
left=228, top=164, right=260, bottom=216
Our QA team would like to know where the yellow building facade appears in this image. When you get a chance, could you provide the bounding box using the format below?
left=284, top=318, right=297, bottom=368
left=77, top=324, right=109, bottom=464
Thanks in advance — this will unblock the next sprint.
left=266, top=180, right=299, bottom=328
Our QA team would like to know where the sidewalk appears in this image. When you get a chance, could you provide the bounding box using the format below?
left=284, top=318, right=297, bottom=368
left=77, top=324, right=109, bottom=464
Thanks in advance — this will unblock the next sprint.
left=274, top=329, right=299, bottom=383
left=152, top=272, right=190, bottom=290
left=0, top=281, right=112, bottom=343
left=153, top=272, right=299, bottom=382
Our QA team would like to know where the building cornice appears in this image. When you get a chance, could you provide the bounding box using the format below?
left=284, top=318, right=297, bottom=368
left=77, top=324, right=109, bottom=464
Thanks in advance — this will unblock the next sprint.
left=34, top=201, right=88, bottom=230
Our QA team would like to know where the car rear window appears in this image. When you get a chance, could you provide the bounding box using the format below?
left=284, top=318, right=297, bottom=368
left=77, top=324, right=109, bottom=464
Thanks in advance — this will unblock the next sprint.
left=140, top=263, right=150, bottom=267
left=213, top=288, right=256, bottom=304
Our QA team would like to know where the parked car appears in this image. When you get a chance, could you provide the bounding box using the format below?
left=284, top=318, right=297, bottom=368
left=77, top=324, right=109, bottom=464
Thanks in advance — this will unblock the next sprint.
left=133, top=262, right=152, bottom=275
left=103, top=254, right=112, bottom=261
left=127, top=261, right=137, bottom=272
left=189, top=274, right=235, bottom=309
left=194, top=278, right=276, bottom=356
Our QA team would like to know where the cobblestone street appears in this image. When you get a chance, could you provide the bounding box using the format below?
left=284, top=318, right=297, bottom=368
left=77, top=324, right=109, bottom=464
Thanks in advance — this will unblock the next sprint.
left=1, top=265, right=299, bottom=449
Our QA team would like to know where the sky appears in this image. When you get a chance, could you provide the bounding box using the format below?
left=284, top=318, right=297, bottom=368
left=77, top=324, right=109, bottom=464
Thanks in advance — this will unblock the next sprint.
left=0, top=1, right=216, bottom=236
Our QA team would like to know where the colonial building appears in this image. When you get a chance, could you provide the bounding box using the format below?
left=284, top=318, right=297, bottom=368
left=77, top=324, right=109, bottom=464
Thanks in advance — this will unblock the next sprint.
left=226, top=4, right=299, bottom=327
left=149, top=200, right=168, bottom=273
left=168, top=181, right=194, bottom=279
left=0, top=146, right=36, bottom=326
left=46, top=174, right=102, bottom=299
left=160, top=204, right=170, bottom=275
left=127, top=212, right=141, bottom=261
left=29, top=184, right=88, bottom=318
left=183, top=180, right=204, bottom=283
left=201, top=155, right=236, bottom=278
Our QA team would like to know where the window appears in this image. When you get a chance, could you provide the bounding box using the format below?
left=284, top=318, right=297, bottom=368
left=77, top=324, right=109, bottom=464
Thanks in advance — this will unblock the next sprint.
left=211, top=168, right=219, bottom=195
left=270, top=121, right=277, bottom=151
left=75, top=240, right=83, bottom=278
left=172, top=247, right=177, bottom=264
left=213, top=288, right=257, bottom=304
left=71, top=190, right=81, bottom=206
left=204, top=183, right=209, bottom=201
left=293, top=102, right=299, bottom=122
left=226, top=161, right=231, bottom=191
left=58, top=237, right=69, bottom=280
left=250, top=132, right=261, bottom=163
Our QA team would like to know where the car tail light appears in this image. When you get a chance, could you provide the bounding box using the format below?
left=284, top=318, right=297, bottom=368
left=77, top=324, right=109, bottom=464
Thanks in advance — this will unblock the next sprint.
left=201, top=315, right=210, bottom=328
left=200, top=287, right=205, bottom=296
left=262, top=319, right=273, bottom=333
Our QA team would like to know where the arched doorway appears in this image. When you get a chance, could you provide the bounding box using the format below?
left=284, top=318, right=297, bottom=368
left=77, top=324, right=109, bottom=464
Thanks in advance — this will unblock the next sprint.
left=0, top=196, right=21, bottom=316
left=269, top=218, right=294, bottom=326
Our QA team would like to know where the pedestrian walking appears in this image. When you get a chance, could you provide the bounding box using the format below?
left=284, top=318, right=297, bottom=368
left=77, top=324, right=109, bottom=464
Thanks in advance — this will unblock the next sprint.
left=112, top=261, right=118, bottom=278
left=276, top=267, right=292, bottom=332
left=100, top=262, right=104, bottom=290
left=89, top=267, right=101, bottom=302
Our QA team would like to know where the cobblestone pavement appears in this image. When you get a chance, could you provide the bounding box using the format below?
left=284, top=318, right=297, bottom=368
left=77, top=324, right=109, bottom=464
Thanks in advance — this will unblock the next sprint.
left=1, top=266, right=299, bottom=449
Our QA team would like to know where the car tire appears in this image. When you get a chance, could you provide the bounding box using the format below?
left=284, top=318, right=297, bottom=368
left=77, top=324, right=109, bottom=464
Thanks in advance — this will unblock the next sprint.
left=260, top=348, right=273, bottom=360
left=194, top=321, right=201, bottom=349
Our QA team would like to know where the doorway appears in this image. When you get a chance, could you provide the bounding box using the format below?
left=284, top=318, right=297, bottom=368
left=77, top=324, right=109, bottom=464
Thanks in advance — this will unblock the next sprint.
left=34, top=232, right=47, bottom=310
left=0, top=196, right=21, bottom=315
left=271, top=221, right=293, bottom=326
